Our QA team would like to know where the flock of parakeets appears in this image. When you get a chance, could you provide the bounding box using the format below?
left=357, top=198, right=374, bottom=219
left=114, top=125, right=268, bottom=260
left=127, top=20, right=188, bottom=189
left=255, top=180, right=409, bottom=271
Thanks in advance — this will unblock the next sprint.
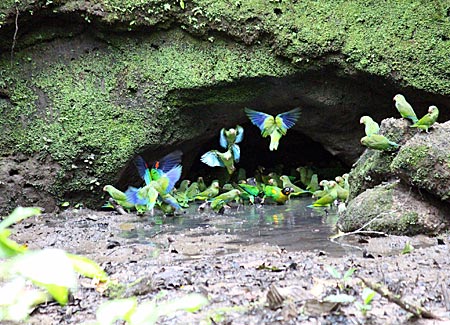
left=103, top=95, right=438, bottom=215
left=360, top=94, right=439, bottom=151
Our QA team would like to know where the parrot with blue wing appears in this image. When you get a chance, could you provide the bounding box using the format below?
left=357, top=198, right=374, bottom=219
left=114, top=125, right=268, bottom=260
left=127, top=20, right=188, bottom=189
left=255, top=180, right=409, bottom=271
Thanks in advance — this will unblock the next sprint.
left=220, top=125, right=244, bottom=162
left=134, top=150, right=183, bottom=184
left=361, top=134, right=399, bottom=151
left=201, top=148, right=236, bottom=174
left=245, top=107, right=301, bottom=150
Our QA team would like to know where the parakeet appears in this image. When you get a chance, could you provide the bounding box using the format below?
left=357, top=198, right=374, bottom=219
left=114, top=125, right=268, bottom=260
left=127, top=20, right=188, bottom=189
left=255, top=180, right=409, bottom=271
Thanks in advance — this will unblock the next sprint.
left=312, top=180, right=329, bottom=199
left=359, top=116, right=380, bottom=136
left=307, top=174, right=319, bottom=192
left=201, top=148, right=236, bottom=174
left=296, top=166, right=314, bottom=187
left=126, top=165, right=182, bottom=211
left=134, top=150, right=183, bottom=185
left=310, top=181, right=338, bottom=207
left=197, top=177, right=207, bottom=192
left=103, top=185, right=136, bottom=210
left=393, top=94, right=418, bottom=123
left=361, top=134, right=399, bottom=151
left=245, top=107, right=301, bottom=150
left=220, top=125, right=244, bottom=162
left=210, top=189, right=241, bottom=213
left=280, top=175, right=311, bottom=196
left=262, top=186, right=294, bottom=205
left=173, top=180, right=191, bottom=208
left=195, top=180, right=220, bottom=201
left=410, top=105, right=439, bottom=133
left=238, top=182, right=261, bottom=205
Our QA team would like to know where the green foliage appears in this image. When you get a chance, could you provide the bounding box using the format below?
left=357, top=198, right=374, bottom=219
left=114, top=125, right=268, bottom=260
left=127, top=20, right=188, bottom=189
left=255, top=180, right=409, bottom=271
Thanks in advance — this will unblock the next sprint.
left=0, top=207, right=108, bottom=322
left=401, top=241, right=414, bottom=254
left=355, top=287, right=376, bottom=316
left=95, top=292, right=208, bottom=325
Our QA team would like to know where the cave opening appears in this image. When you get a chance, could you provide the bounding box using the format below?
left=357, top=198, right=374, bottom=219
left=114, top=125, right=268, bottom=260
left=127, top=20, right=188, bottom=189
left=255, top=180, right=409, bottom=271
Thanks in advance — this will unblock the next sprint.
left=187, top=121, right=349, bottom=185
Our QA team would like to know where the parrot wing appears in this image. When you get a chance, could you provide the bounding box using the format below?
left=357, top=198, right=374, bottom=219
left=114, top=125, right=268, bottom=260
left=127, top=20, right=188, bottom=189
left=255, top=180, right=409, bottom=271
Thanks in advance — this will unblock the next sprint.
left=275, top=108, right=301, bottom=134
left=244, top=108, right=272, bottom=133
left=163, top=165, right=183, bottom=193
left=235, top=125, right=244, bottom=144
left=134, top=156, right=151, bottom=185
left=219, top=128, right=227, bottom=149
left=125, top=186, right=149, bottom=206
left=231, top=144, right=240, bottom=163
left=155, top=150, right=183, bottom=173
left=201, top=151, right=224, bottom=167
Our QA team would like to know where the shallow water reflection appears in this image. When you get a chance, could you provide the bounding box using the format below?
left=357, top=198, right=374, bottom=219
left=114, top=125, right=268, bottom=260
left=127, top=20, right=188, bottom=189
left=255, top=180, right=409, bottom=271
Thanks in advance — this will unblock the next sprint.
left=121, top=197, right=351, bottom=256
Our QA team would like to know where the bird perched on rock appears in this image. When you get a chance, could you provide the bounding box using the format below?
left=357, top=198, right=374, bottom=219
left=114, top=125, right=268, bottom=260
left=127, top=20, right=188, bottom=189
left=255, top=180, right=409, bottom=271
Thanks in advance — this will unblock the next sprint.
left=360, top=134, right=399, bottom=151
left=201, top=148, right=237, bottom=174
left=245, top=107, right=301, bottom=150
left=393, top=94, right=418, bottom=123
left=359, top=116, right=380, bottom=136
left=410, top=105, right=439, bottom=133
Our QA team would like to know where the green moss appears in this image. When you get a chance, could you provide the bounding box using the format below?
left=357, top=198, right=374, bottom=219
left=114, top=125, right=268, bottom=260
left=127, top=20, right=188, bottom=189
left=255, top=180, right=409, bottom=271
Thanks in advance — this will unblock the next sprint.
left=0, top=28, right=295, bottom=200
left=391, top=145, right=430, bottom=184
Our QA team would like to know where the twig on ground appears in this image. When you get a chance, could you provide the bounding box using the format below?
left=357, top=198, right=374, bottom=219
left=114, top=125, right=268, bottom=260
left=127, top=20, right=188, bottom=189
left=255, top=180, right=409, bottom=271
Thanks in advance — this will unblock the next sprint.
left=358, top=276, right=442, bottom=320
left=108, top=198, right=128, bottom=215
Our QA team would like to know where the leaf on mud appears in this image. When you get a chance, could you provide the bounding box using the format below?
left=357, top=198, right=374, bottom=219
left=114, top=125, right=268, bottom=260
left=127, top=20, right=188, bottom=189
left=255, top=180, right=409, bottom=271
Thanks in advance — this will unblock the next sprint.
left=96, top=297, right=138, bottom=325
left=8, top=249, right=77, bottom=305
left=325, top=266, right=342, bottom=279
left=0, top=229, right=28, bottom=258
left=0, top=277, right=48, bottom=322
left=362, top=287, right=376, bottom=305
left=66, top=253, right=108, bottom=282
left=401, top=241, right=414, bottom=254
left=0, top=207, right=41, bottom=231
left=256, top=263, right=282, bottom=272
left=324, top=294, right=355, bottom=304
left=303, top=299, right=339, bottom=316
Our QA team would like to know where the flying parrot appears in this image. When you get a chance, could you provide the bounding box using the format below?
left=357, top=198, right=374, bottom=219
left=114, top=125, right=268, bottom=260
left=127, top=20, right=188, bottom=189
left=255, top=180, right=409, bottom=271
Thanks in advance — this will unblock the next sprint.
left=279, top=175, right=311, bottom=196
left=201, top=148, right=237, bottom=174
left=245, top=107, right=301, bottom=151
left=393, top=94, right=418, bottom=123
left=359, top=116, right=380, bottom=136
left=210, top=189, right=242, bottom=213
left=262, top=186, right=294, bottom=205
left=410, top=105, right=439, bottom=133
left=220, top=125, right=244, bottom=162
left=360, top=134, right=399, bottom=151
left=134, top=150, right=183, bottom=185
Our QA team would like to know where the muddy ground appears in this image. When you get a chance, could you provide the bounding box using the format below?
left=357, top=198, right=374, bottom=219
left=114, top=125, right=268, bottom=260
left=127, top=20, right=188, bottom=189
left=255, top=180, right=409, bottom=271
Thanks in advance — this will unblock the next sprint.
left=5, top=203, right=450, bottom=324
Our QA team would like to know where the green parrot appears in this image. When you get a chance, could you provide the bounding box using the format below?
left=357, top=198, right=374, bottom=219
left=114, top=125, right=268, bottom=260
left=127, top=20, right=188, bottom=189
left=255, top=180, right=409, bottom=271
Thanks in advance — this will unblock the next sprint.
left=195, top=180, right=220, bottom=201
left=333, top=177, right=349, bottom=202
left=126, top=165, right=182, bottom=211
left=173, top=179, right=190, bottom=208
left=237, top=168, right=247, bottom=182
left=222, top=183, right=235, bottom=191
left=186, top=182, right=200, bottom=201
left=220, top=125, right=244, bottom=162
left=279, top=175, right=311, bottom=196
left=359, top=116, right=380, bottom=136
left=210, top=189, right=242, bottom=213
left=134, top=150, right=183, bottom=185
left=312, top=180, right=330, bottom=199
left=309, top=181, right=338, bottom=207
left=410, top=105, right=439, bottom=133
left=307, top=174, right=319, bottom=192
left=201, top=148, right=236, bottom=174
left=393, top=94, right=418, bottom=123
left=245, top=107, right=301, bottom=151
left=103, top=185, right=136, bottom=210
left=262, top=186, right=294, bottom=205
left=342, top=173, right=350, bottom=191
left=296, top=166, right=314, bottom=188
left=238, top=182, right=261, bottom=205
left=361, top=134, right=399, bottom=151
left=197, top=177, right=207, bottom=192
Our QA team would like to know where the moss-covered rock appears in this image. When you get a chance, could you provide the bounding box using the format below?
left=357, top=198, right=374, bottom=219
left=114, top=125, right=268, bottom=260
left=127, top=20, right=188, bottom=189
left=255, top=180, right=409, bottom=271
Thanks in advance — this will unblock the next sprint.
left=339, top=182, right=449, bottom=235
left=391, top=121, right=450, bottom=201
left=348, top=118, right=415, bottom=199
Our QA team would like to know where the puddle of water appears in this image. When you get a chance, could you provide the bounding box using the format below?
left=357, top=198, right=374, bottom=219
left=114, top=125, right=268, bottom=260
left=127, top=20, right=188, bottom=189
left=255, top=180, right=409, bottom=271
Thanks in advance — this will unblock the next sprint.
left=121, top=198, right=352, bottom=257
